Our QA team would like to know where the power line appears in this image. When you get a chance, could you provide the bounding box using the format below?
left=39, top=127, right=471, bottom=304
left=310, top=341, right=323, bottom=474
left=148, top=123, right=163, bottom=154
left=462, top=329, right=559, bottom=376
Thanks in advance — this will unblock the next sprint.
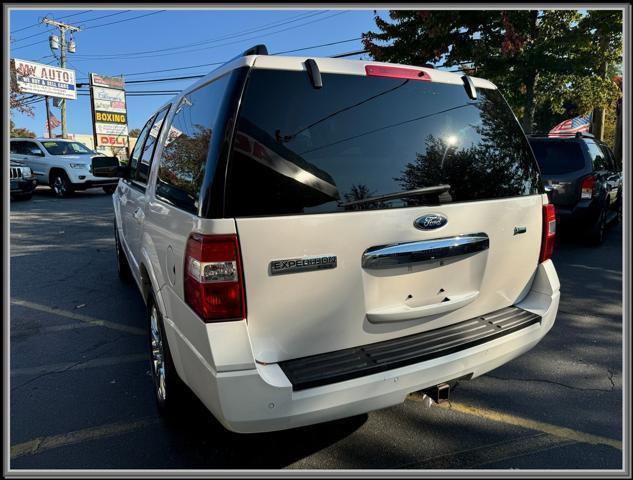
left=10, top=10, right=92, bottom=35
left=76, top=10, right=131, bottom=26
left=80, top=10, right=163, bottom=30
left=11, top=11, right=165, bottom=51
left=68, top=11, right=348, bottom=61
left=11, top=10, right=126, bottom=44
left=75, top=38, right=364, bottom=85
left=70, top=10, right=326, bottom=59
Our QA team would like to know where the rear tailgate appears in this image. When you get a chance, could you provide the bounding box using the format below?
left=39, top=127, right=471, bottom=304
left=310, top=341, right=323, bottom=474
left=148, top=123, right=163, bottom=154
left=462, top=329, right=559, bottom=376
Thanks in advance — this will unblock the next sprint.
left=529, top=138, right=589, bottom=207
left=225, top=60, right=544, bottom=363
left=237, top=197, right=542, bottom=363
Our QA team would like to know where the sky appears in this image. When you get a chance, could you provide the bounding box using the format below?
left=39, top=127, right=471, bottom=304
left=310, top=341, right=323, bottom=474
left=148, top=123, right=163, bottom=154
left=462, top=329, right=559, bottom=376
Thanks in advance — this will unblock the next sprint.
left=10, top=8, right=382, bottom=136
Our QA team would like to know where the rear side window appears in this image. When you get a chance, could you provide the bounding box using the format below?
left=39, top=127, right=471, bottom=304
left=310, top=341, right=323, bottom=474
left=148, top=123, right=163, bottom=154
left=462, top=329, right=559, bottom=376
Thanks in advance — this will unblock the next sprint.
left=155, top=73, right=231, bottom=214
left=585, top=141, right=609, bottom=171
left=225, top=70, right=541, bottom=217
left=529, top=139, right=586, bottom=175
left=135, top=106, right=169, bottom=185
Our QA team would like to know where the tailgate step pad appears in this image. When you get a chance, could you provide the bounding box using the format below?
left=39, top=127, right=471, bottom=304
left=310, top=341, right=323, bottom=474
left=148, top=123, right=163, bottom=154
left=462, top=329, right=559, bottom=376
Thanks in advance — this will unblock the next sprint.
left=279, top=306, right=541, bottom=391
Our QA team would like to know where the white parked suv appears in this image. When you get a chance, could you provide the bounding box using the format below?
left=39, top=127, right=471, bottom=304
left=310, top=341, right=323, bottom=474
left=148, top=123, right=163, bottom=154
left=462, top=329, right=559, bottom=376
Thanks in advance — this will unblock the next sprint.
left=10, top=138, right=119, bottom=197
left=95, top=46, right=560, bottom=433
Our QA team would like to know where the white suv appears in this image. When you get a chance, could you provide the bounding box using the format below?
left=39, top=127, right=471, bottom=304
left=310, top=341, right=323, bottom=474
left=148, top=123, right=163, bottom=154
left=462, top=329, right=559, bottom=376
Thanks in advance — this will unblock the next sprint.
left=97, top=48, right=560, bottom=433
left=10, top=138, right=119, bottom=197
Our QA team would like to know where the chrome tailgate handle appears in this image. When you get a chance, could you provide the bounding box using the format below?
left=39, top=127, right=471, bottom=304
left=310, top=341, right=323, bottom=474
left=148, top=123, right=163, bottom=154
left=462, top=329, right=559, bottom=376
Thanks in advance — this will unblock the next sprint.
left=362, top=233, right=489, bottom=270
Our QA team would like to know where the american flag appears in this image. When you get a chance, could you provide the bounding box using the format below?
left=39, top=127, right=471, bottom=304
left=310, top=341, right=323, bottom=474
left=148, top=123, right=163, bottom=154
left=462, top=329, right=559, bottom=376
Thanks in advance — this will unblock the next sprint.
left=44, top=113, right=61, bottom=137
left=548, top=113, right=592, bottom=137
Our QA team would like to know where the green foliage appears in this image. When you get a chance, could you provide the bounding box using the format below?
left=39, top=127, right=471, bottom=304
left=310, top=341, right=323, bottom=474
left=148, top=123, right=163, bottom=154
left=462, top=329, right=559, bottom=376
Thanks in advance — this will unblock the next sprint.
left=10, top=119, right=36, bottom=138
left=363, top=10, right=622, bottom=134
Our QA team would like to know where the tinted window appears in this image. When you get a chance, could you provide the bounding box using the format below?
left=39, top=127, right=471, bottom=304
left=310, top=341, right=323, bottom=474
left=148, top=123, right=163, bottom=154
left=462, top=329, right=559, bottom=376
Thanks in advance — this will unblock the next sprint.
left=40, top=141, right=94, bottom=155
left=136, top=106, right=169, bottom=185
left=598, top=143, right=616, bottom=171
left=10, top=141, right=26, bottom=154
left=156, top=74, right=231, bottom=214
left=128, top=114, right=155, bottom=180
left=529, top=139, right=586, bottom=175
left=225, top=70, right=541, bottom=217
left=586, top=141, right=608, bottom=171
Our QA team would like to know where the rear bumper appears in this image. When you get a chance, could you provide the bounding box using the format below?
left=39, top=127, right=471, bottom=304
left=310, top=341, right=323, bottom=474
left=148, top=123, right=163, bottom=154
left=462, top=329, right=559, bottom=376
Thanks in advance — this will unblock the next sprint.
left=555, top=200, right=601, bottom=227
left=166, top=261, right=559, bottom=434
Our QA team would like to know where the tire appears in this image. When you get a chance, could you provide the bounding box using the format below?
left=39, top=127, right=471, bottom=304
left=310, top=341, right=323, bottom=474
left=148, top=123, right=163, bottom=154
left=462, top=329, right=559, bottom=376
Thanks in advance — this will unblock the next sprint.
left=103, top=185, right=116, bottom=195
left=587, top=207, right=607, bottom=245
left=50, top=171, right=74, bottom=198
left=147, top=295, right=188, bottom=416
left=114, top=220, right=132, bottom=283
left=11, top=192, right=33, bottom=201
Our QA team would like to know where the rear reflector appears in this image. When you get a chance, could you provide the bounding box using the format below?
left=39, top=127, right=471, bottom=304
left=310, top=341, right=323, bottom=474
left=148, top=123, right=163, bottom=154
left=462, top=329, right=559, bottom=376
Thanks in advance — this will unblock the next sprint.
left=580, top=175, right=596, bottom=200
left=539, top=203, right=556, bottom=263
left=365, top=65, right=431, bottom=81
left=184, top=233, right=246, bottom=322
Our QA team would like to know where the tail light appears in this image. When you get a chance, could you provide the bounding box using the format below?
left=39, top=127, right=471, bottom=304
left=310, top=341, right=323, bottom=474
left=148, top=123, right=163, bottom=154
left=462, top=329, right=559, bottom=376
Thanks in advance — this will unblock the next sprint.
left=539, top=203, right=557, bottom=263
left=580, top=175, right=596, bottom=200
left=184, top=233, right=246, bottom=322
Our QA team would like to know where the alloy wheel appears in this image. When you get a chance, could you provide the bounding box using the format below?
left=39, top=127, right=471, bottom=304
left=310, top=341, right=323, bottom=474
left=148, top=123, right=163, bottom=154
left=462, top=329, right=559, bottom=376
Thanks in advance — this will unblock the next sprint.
left=53, top=176, right=66, bottom=197
left=150, top=305, right=167, bottom=402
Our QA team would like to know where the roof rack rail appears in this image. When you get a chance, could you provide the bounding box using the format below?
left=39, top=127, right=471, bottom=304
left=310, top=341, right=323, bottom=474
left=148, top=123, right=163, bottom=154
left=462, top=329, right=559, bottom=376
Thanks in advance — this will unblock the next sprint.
left=222, top=44, right=269, bottom=67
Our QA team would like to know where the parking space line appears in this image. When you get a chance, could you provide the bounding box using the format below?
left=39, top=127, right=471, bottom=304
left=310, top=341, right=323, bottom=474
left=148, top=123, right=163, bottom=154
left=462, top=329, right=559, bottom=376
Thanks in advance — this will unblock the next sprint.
left=11, top=417, right=160, bottom=459
left=11, top=322, right=99, bottom=337
left=395, top=432, right=577, bottom=469
left=424, top=399, right=622, bottom=451
left=11, top=299, right=145, bottom=336
left=11, top=353, right=147, bottom=376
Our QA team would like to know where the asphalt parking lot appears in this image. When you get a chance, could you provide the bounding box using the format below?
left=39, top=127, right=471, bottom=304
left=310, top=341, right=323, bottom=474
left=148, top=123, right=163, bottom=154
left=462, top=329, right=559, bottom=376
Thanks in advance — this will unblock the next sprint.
left=9, top=187, right=623, bottom=470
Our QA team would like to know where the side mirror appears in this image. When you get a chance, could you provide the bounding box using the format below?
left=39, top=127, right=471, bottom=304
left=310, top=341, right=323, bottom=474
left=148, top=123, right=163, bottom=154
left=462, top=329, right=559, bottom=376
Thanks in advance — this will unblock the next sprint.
left=92, top=156, right=126, bottom=178
left=30, top=148, right=44, bottom=156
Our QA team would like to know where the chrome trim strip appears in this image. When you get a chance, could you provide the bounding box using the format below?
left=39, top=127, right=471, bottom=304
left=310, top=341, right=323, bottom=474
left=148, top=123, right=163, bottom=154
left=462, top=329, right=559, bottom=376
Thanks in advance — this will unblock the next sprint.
left=362, top=233, right=489, bottom=270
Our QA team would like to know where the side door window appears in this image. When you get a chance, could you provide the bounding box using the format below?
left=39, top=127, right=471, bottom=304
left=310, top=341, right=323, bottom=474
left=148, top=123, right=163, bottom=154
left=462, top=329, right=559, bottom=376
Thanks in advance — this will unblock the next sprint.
left=128, top=114, right=156, bottom=183
left=134, top=106, right=170, bottom=187
left=585, top=141, right=608, bottom=171
left=10, top=141, right=22, bottom=154
left=600, top=144, right=617, bottom=172
left=21, top=141, right=44, bottom=156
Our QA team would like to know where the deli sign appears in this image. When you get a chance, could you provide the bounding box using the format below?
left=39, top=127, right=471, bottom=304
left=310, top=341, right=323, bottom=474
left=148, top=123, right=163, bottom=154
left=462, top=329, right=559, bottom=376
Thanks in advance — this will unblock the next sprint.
left=13, top=59, right=76, bottom=100
left=89, top=73, right=128, bottom=148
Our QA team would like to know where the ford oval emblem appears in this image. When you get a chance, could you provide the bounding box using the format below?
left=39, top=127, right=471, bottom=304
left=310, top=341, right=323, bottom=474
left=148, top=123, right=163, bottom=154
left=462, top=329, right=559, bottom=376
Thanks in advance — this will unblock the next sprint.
left=414, top=213, right=447, bottom=230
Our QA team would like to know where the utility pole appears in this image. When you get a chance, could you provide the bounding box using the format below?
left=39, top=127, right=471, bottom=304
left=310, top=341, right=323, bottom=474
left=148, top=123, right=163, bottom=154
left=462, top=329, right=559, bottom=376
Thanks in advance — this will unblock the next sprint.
left=42, top=17, right=80, bottom=139
left=44, top=96, right=52, bottom=138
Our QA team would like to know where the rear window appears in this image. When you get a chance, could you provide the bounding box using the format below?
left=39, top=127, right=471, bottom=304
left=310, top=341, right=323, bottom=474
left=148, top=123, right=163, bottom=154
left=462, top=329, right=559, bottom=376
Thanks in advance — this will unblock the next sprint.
left=225, top=69, right=541, bottom=217
left=529, top=139, right=586, bottom=175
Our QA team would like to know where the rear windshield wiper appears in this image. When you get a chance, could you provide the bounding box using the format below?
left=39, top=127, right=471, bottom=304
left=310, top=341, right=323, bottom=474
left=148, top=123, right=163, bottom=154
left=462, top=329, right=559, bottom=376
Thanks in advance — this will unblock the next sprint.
left=338, top=184, right=451, bottom=208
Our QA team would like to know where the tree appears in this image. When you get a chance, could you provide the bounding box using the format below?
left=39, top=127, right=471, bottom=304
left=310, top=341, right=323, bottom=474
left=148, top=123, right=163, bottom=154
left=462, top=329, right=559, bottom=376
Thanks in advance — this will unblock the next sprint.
left=10, top=59, right=34, bottom=117
left=128, top=128, right=142, bottom=138
left=362, top=10, right=622, bottom=134
left=10, top=120, right=36, bottom=138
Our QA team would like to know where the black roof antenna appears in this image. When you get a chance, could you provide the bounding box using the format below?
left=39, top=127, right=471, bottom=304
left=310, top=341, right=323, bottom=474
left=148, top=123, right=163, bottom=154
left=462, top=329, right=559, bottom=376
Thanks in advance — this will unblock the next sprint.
left=305, top=58, right=323, bottom=89
left=461, top=75, right=477, bottom=100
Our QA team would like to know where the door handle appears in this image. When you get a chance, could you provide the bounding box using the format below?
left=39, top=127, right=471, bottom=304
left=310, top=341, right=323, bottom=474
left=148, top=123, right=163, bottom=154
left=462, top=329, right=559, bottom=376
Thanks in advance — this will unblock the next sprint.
left=133, top=207, right=145, bottom=224
left=362, top=233, right=489, bottom=270
left=367, top=291, right=480, bottom=323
